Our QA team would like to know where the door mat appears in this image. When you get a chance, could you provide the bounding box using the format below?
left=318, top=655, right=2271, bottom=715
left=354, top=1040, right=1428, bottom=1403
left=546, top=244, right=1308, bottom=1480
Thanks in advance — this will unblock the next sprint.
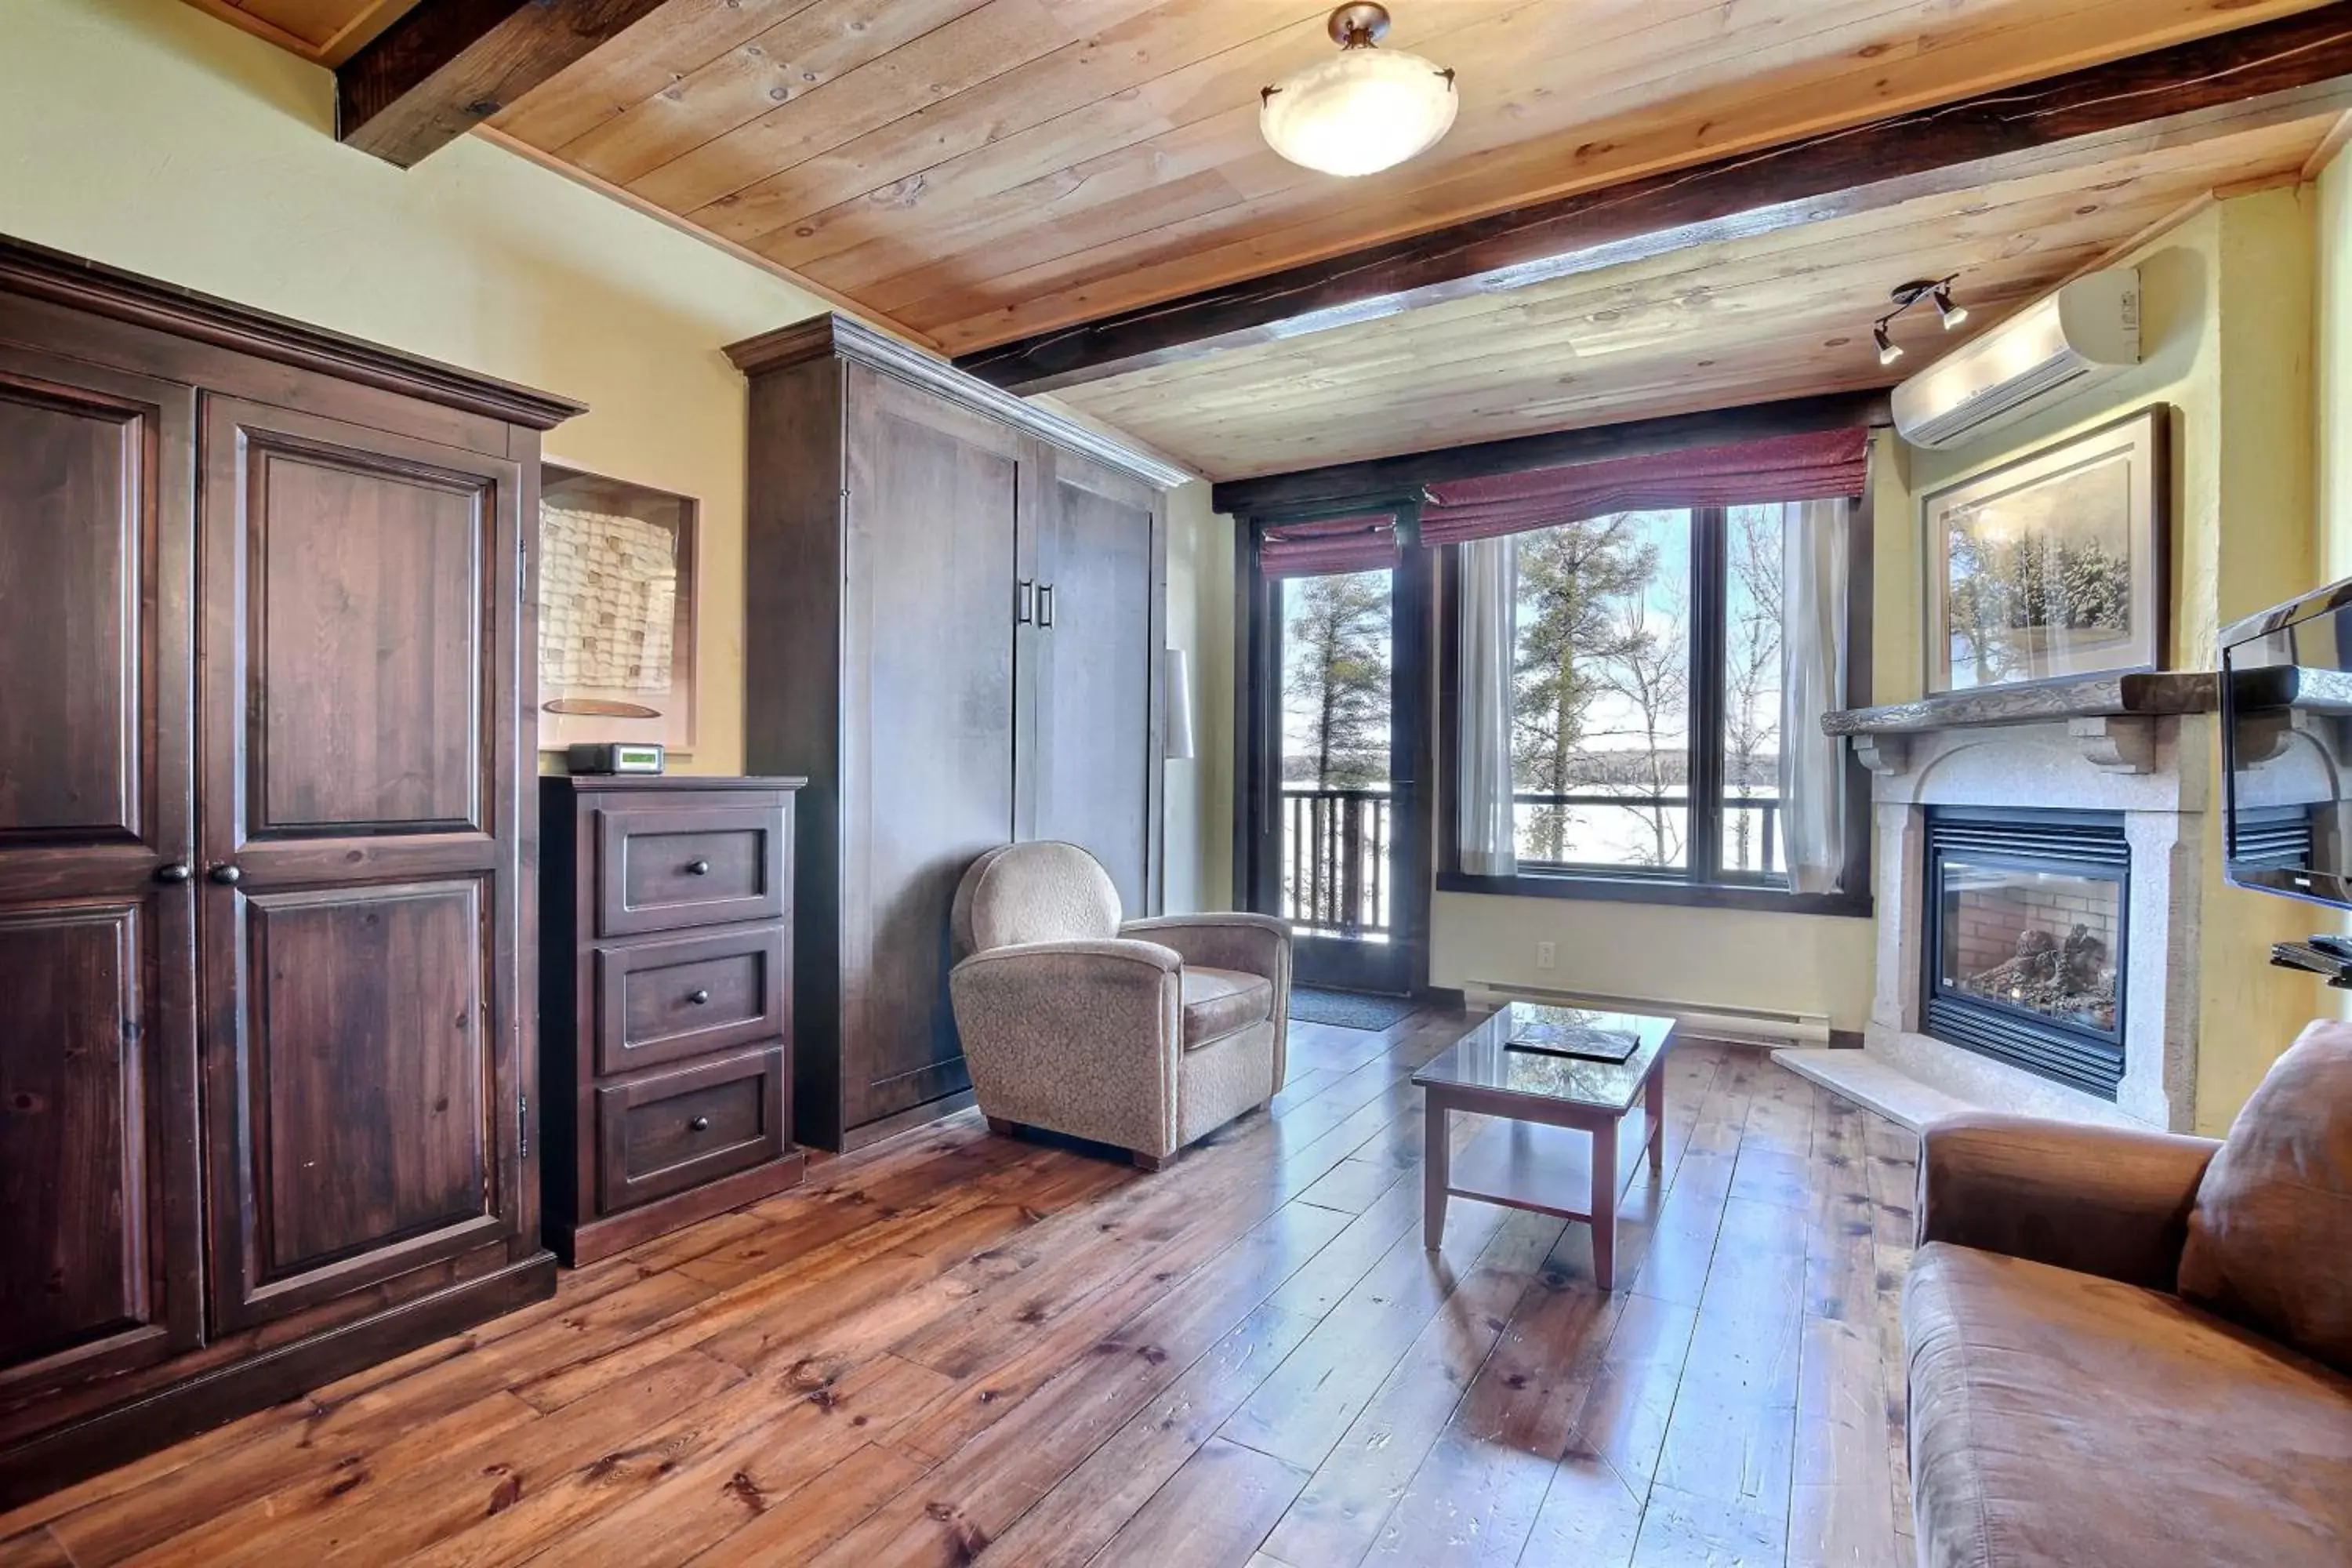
left=1288, top=986, right=1421, bottom=1032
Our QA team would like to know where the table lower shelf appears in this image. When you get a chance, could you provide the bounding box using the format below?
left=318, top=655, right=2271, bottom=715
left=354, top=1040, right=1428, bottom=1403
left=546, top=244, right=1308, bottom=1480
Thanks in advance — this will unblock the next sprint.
left=1444, top=1109, right=1657, bottom=1222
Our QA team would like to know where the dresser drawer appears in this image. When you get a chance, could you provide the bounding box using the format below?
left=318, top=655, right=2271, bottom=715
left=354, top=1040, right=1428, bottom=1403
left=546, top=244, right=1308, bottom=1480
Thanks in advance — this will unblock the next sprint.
left=595, top=801, right=788, bottom=936
left=594, top=927, right=789, bottom=1076
left=596, top=1047, right=788, bottom=1213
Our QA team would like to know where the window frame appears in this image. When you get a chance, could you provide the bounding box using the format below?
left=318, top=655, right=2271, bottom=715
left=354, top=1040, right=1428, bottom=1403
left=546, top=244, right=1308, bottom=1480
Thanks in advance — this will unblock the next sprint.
left=1433, top=492, right=1875, bottom=918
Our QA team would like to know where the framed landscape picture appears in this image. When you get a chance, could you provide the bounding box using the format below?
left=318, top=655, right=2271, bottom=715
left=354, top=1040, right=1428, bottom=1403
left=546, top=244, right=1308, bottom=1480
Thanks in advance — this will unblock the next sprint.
left=538, top=464, right=698, bottom=755
left=1924, top=405, right=2169, bottom=694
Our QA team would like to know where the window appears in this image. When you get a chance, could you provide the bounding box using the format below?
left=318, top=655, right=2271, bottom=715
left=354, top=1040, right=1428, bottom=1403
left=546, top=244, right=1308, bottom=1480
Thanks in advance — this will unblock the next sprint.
left=1278, top=568, right=1396, bottom=936
left=1444, top=499, right=1871, bottom=914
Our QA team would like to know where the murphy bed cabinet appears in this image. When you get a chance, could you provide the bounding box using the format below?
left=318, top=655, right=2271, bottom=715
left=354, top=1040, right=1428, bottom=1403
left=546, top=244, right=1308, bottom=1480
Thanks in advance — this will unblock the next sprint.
left=729, top=315, right=1187, bottom=1150
left=0, top=236, right=579, bottom=1505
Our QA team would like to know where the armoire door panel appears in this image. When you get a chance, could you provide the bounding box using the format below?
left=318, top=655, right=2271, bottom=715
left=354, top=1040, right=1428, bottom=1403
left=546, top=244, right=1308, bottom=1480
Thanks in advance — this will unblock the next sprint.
left=0, top=353, right=192, bottom=863
left=228, top=420, right=491, bottom=837
left=209, top=878, right=503, bottom=1328
left=1031, top=453, right=1160, bottom=916
left=0, top=898, right=201, bottom=1394
left=841, top=370, right=1019, bottom=1128
left=198, top=395, right=524, bottom=1335
left=0, top=344, right=201, bottom=1405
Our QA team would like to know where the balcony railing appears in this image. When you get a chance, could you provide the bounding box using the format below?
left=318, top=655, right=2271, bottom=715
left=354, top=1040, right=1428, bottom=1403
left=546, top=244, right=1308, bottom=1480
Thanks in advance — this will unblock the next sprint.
left=1281, top=788, right=1392, bottom=936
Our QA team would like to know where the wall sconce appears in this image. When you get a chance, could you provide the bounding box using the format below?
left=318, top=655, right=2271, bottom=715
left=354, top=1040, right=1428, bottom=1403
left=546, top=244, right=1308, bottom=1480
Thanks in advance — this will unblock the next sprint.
left=1164, top=648, right=1196, bottom=762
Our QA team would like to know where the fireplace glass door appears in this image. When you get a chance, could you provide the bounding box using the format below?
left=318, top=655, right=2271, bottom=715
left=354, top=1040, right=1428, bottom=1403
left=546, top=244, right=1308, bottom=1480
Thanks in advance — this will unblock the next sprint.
left=1922, top=809, right=2129, bottom=1100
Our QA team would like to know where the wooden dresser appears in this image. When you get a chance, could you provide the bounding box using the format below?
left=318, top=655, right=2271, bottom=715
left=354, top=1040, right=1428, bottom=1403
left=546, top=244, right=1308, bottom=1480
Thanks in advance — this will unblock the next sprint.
left=539, top=776, right=807, bottom=1265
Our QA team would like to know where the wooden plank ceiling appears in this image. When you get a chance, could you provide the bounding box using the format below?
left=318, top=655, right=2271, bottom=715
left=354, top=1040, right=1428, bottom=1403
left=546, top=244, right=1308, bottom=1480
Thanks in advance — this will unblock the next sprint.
left=477, top=0, right=2331, bottom=354
left=1054, top=113, right=2338, bottom=477
left=174, top=0, right=2340, bottom=477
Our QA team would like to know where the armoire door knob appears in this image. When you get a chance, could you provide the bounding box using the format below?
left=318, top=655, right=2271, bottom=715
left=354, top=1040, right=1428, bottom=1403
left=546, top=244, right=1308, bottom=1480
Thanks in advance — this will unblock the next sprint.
left=207, top=864, right=241, bottom=886
left=687, top=988, right=710, bottom=1006
left=688, top=1115, right=711, bottom=1132
left=686, top=858, right=710, bottom=876
left=154, top=862, right=192, bottom=884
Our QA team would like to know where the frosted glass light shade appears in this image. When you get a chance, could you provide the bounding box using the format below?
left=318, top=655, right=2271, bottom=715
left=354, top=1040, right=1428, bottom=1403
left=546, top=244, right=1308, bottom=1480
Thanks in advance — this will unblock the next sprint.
left=1260, top=47, right=1458, bottom=177
left=1163, top=648, right=1196, bottom=762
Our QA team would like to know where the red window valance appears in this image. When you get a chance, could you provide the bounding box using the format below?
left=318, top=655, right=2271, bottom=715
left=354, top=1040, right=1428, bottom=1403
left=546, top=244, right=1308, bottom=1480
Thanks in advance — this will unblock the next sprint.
left=1417, top=426, right=1869, bottom=549
left=1259, top=512, right=1401, bottom=579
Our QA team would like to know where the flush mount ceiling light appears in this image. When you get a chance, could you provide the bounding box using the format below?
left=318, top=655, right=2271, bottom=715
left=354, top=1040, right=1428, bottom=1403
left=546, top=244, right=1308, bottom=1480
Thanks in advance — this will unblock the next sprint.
left=1871, top=274, right=1970, bottom=368
left=1260, top=4, right=1459, bottom=178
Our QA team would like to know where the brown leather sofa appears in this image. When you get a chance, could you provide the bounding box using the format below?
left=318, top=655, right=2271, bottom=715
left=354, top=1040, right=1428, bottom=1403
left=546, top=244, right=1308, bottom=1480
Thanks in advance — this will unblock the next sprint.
left=1903, top=1022, right=2352, bottom=1567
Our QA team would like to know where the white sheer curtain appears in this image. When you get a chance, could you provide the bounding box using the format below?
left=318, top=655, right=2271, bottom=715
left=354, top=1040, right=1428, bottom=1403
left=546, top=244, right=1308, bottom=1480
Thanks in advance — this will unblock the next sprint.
left=1457, top=535, right=1519, bottom=877
left=1780, top=497, right=1850, bottom=893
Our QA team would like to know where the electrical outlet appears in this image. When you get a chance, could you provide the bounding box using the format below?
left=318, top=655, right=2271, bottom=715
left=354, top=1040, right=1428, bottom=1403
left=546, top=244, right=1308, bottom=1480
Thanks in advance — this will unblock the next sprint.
left=1536, top=941, right=1557, bottom=971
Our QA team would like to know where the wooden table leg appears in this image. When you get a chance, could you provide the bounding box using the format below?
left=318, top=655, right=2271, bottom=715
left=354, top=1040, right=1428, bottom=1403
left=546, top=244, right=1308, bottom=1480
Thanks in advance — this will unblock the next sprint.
left=1591, top=1116, right=1618, bottom=1291
left=1646, top=1067, right=1666, bottom=1174
left=1424, top=1098, right=1450, bottom=1250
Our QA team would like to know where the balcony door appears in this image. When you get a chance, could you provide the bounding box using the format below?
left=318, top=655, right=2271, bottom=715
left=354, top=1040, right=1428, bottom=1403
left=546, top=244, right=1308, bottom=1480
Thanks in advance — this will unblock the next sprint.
left=1240, top=510, right=1429, bottom=996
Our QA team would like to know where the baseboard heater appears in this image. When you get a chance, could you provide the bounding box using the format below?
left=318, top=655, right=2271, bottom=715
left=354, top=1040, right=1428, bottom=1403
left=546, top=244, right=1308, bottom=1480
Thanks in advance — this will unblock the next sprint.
left=1463, top=981, right=1832, bottom=1048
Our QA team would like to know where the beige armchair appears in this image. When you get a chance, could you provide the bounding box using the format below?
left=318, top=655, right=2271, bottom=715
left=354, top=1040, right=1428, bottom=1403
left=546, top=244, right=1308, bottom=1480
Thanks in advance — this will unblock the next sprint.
left=947, top=841, right=1291, bottom=1169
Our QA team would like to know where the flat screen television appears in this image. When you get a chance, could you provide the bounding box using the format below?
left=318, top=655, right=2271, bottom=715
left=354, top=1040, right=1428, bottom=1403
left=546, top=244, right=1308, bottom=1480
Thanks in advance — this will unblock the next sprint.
left=2223, top=577, right=2352, bottom=909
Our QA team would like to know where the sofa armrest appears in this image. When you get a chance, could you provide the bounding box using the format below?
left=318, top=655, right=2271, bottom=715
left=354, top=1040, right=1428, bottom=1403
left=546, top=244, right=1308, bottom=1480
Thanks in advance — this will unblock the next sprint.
left=948, top=939, right=1183, bottom=1155
left=1916, top=1113, right=2220, bottom=1290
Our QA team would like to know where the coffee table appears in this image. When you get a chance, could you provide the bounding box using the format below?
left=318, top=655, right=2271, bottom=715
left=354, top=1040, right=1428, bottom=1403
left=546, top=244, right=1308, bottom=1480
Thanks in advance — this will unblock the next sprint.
left=1413, top=1004, right=1678, bottom=1290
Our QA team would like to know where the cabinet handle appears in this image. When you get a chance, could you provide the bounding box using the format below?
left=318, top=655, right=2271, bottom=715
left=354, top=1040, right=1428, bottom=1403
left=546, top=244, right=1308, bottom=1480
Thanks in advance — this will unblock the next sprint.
left=687, top=988, right=710, bottom=1006
left=688, top=1115, right=711, bottom=1132
left=686, top=858, right=710, bottom=876
left=154, top=862, right=193, bottom=884
left=1016, top=579, right=1035, bottom=625
left=207, top=864, right=242, bottom=886
left=1038, top=582, right=1056, bottom=628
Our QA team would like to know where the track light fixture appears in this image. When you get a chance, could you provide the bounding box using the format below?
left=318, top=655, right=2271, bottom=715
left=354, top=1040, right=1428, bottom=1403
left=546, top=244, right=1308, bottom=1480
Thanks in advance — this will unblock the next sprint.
left=1870, top=274, right=1969, bottom=370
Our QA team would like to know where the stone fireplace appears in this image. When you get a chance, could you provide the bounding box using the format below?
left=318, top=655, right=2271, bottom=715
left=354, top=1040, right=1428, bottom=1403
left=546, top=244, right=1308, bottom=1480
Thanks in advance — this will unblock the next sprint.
left=1799, top=674, right=2219, bottom=1133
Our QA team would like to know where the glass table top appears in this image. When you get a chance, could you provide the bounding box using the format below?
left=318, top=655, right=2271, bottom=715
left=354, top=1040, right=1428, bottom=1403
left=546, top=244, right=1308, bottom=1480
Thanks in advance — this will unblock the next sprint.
left=1412, top=1004, right=1677, bottom=1114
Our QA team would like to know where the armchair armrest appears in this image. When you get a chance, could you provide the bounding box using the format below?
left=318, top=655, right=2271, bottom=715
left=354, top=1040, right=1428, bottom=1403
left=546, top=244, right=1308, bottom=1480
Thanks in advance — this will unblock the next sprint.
left=1120, top=913, right=1290, bottom=982
left=1916, top=1113, right=2220, bottom=1290
left=948, top=939, right=1184, bottom=1156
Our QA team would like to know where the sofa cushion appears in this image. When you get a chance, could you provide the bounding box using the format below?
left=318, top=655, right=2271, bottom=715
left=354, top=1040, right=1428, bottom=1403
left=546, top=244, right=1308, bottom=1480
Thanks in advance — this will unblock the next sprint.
left=1181, top=967, right=1272, bottom=1049
left=2180, top=1018, right=2352, bottom=1375
left=1905, top=1241, right=2352, bottom=1568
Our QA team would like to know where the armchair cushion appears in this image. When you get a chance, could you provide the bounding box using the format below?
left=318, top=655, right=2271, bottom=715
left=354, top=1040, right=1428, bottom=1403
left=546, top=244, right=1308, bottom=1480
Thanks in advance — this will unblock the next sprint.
left=1181, top=967, right=1272, bottom=1050
left=2180, top=1019, right=2352, bottom=1374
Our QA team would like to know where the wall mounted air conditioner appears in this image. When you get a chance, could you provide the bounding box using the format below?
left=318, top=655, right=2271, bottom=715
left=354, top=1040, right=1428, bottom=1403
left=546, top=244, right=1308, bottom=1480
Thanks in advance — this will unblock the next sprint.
left=1891, top=269, right=2140, bottom=451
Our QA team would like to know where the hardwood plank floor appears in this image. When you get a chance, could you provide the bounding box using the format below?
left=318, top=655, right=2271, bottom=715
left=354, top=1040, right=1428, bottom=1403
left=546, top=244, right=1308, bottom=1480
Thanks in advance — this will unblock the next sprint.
left=0, top=1011, right=1920, bottom=1567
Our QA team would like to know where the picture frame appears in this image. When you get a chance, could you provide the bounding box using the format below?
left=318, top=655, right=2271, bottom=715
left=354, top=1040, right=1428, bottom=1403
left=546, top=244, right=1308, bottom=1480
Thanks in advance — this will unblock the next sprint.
left=1923, top=405, right=2170, bottom=695
left=536, top=463, right=699, bottom=755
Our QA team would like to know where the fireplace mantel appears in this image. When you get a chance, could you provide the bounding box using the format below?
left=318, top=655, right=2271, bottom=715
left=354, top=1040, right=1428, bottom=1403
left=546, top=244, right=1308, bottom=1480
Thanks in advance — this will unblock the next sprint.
left=1824, top=673, right=2221, bottom=778
left=1784, top=696, right=2214, bottom=1134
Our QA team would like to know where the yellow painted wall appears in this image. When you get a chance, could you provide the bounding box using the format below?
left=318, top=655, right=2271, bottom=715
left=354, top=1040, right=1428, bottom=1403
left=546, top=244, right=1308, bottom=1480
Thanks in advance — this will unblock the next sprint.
left=1900, top=188, right=2323, bottom=1132
left=0, top=0, right=835, bottom=778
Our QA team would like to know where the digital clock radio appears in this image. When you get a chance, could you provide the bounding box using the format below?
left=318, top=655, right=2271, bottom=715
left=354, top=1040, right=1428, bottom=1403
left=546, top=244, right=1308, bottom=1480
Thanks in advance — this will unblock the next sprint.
left=565, top=742, right=666, bottom=775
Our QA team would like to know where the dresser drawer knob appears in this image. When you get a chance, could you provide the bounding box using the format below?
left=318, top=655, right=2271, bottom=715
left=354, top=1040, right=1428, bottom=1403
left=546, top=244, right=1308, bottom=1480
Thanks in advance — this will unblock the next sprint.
left=686, top=858, right=711, bottom=876
left=688, top=1115, right=711, bottom=1132
left=687, top=988, right=710, bottom=1006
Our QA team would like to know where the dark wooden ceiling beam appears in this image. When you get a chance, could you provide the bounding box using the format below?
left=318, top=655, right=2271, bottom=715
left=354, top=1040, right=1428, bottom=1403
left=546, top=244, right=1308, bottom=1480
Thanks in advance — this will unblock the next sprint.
left=1210, top=392, right=1890, bottom=518
left=960, top=2, right=2352, bottom=394
left=339, top=0, right=674, bottom=168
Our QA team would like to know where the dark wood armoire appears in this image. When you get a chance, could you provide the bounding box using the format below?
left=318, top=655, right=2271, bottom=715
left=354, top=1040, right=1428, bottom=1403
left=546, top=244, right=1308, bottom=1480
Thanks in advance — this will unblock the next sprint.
left=0, top=236, right=579, bottom=1505
left=728, top=315, right=1186, bottom=1150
